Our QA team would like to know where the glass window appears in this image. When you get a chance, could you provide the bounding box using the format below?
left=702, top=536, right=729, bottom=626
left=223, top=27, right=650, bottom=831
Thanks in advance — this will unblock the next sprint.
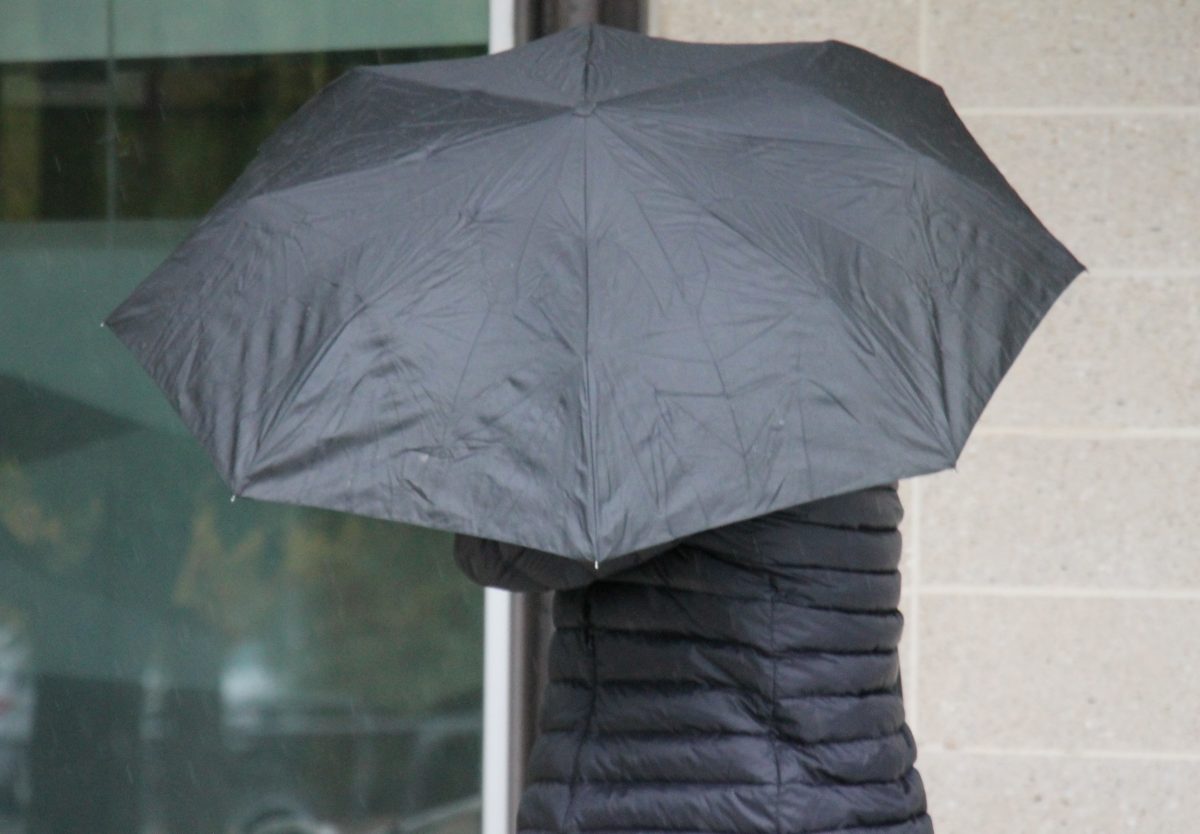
left=1, top=3, right=490, bottom=833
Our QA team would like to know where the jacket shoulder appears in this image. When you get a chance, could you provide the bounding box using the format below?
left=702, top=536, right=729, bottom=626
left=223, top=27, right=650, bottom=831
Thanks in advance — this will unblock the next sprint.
left=452, top=533, right=681, bottom=592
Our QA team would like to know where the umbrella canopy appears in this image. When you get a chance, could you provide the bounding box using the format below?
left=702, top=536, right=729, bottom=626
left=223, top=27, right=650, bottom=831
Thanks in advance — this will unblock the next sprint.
left=104, top=22, right=1086, bottom=565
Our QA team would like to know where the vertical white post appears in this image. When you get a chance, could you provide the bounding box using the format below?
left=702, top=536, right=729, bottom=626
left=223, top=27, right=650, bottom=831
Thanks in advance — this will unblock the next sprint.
left=482, top=587, right=514, bottom=834
left=490, top=0, right=516, bottom=55
left=483, top=10, right=516, bottom=834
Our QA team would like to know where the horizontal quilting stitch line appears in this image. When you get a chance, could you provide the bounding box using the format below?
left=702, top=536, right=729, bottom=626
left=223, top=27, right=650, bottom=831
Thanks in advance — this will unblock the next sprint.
left=516, top=825, right=926, bottom=834
left=517, top=808, right=931, bottom=834
left=703, top=561, right=899, bottom=576
left=801, top=522, right=898, bottom=533
left=548, top=678, right=757, bottom=692
left=555, top=625, right=899, bottom=657
left=548, top=678, right=901, bottom=699
left=518, top=828, right=761, bottom=834
left=710, top=525, right=900, bottom=542
left=534, top=717, right=908, bottom=747
left=687, top=527, right=901, bottom=551
left=788, top=810, right=933, bottom=834
left=581, top=603, right=901, bottom=625
left=776, top=689, right=901, bottom=704
left=601, top=564, right=901, bottom=591
left=572, top=581, right=901, bottom=613
left=525, top=777, right=775, bottom=787
left=524, top=772, right=914, bottom=790
left=590, top=570, right=898, bottom=596
left=527, top=766, right=923, bottom=794
left=754, top=518, right=900, bottom=533
left=519, top=831, right=746, bottom=834
left=774, top=598, right=900, bottom=616
left=516, top=811, right=926, bottom=834
left=535, top=725, right=911, bottom=748
left=686, top=531, right=901, bottom=553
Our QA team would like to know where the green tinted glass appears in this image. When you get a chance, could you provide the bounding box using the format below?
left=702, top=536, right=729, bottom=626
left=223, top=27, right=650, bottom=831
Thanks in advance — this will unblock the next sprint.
left=0, top=3, right=489, bottom=833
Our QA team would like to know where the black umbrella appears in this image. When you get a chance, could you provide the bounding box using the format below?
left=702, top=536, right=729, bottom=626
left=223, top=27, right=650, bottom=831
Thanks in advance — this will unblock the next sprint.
left=104, top=22, right=1085, bottom=566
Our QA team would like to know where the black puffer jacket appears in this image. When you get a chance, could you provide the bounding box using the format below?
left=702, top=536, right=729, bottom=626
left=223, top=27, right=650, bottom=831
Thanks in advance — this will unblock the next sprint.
left=454, top=483, right=933, bottom=834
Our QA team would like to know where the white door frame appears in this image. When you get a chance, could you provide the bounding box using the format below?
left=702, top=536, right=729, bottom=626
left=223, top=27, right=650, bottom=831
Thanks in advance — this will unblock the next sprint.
left=482, top=7, right=516, bottom=834
left=481, top=16, right=518, bottom=834
left=481, top=586, right=514, bottom=834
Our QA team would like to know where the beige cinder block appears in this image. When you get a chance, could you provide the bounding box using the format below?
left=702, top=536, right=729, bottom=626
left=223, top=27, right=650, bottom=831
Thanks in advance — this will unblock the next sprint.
left=648, top=0, right=919, bottom=70
left=918, top=594, right=1200, bottom=752
left=918, top=750, right=1200, bottom=834
left=918, top=436, right=1200, bottom=589
left=978, top=273, right=1200, bottom=430
left=927, top=0, right=1200, bottom=107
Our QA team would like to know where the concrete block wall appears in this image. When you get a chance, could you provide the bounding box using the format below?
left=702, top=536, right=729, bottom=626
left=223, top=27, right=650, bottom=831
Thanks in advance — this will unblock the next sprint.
left=647, top=2, right=1199, bottom=831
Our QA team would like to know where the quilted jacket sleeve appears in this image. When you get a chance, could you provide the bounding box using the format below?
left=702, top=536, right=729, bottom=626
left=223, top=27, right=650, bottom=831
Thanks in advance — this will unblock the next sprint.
left=453, top=482, right=901, bottom=591
left=452, top=533, right=683, bottom=592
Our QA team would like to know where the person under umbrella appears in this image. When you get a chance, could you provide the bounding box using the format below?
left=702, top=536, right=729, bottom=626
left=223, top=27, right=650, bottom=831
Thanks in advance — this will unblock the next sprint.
left=455, top=482, right=924, bottom=833
left=102, top=23, right=1086, bottom=833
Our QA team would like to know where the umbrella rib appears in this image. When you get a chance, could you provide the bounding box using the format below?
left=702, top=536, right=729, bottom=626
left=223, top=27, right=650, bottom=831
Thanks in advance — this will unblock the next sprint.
left=434, top=137, right=573, bottom=452
left=596, top=109, right=921, bottom=287
left=361, top=40, right=817, bottom=115
left=800, top=77, right=1083, bottom=244
left=249, top=130, right=583, bottom=477
left=608, top=109, right=903, bottom=161
left=238, top=103, right=569, bottom=211
left=590, top=41, right=822, bottom=113
left=912, top=154, right=1083, bottom=299
left=245, top=290, right=374, bottom=480
left=360, top=65, right=575, bottom=111
left=616, top=75, right=1055, bottom=262
left=590, top=118, right=838, bottom=483
left=581, top=105, right=600, bottom=559
left=245, top=79, right=497, bottom=198
left=906, top=158, right=956, bottom=451
left=597, top=114, right=955, bottom=454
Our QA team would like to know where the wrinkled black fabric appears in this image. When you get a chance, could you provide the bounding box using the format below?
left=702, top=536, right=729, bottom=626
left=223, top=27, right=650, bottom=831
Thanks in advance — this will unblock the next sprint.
left=105, top=23, right=1085, bottom=565
left=456, top=483, right=933, bottom=833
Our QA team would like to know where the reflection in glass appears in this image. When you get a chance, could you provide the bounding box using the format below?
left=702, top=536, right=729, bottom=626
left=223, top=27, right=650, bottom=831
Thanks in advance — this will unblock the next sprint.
left=1, top=5, right=489, bottom=832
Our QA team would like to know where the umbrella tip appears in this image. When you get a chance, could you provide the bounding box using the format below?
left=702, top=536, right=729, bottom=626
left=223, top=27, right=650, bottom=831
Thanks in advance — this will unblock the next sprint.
left=230, top=493, right=237, bottom=503
left=99, top=319, right=106, bottom=328
left=594, top=559, right=599, bottom=570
